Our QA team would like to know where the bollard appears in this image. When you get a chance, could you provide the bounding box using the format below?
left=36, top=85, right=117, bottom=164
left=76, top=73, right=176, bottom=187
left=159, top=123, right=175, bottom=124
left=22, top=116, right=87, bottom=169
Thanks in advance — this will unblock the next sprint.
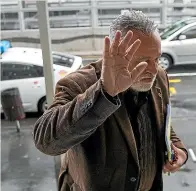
left=1, top=88, right=25, bottom=133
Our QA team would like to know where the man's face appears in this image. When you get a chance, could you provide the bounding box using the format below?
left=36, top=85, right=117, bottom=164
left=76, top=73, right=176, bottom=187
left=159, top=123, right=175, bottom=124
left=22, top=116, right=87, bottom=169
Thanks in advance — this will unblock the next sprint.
left=128, top=30, right=161, bottom=92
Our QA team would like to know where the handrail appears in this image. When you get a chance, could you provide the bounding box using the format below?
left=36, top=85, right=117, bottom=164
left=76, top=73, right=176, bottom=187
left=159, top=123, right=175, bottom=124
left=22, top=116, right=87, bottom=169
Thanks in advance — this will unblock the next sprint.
left=1, top=1, right=196, bottom=31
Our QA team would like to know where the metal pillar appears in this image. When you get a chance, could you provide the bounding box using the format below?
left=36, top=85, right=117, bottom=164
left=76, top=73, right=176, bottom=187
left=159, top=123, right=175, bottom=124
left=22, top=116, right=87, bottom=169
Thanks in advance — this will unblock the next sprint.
left=91, top=0, right=98, bottom=50
left=19, top=0, right=25, bottom=31
left=161, top=0, right=168, bottom=28
left=36, top=0, right=54, bottom=107
left=15, top=120, right=21, bottom=133
left=91, top=0, right=98, bottom=28
left=36, top=3, right=58, bottom=188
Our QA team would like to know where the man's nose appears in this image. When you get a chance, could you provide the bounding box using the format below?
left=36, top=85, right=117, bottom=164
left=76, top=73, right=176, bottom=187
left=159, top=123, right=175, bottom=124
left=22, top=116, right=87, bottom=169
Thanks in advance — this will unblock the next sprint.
left=147, top=61, right=158, bottom=75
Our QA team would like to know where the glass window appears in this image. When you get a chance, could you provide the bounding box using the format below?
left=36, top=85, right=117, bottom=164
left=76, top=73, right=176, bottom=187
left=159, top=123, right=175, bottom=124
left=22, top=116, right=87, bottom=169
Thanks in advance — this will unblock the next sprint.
left=21, top=0, right=36, bottom=8
left=24, top=11, right=38, bottom=30
left=98, top=7, right=161, bottom=27
left=182, top=26, right=196, bottom=39
left=1, top=12, right=19, bottom=30
left=1, top=12, right=18, bottom=19
left=52, top=54, right=74, bottom=68
left=49, top=9, right=91, bottom=28
left=24, top=11, right=37, bottom=18
left=1, top=63, right=43, bottom=81
left=33, top=65, right=44, bottom=77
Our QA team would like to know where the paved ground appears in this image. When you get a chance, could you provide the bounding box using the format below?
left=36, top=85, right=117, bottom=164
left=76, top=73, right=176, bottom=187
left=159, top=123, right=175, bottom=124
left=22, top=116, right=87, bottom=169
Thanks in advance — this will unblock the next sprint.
left=163, top=66, right=196, bottom=190
left=1, top=65, right=196, bottom=191
left=1, top=118, right=57, bottom=191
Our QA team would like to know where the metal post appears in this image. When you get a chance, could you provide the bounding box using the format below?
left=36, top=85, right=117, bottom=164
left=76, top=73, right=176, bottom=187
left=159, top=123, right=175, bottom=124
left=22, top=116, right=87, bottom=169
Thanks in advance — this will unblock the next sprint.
left=36, top=0, right=54, bottom=107
left=161, top=0, right=168, bottom=28
left=15, top=120, right=20, bottom=133
left=91, top=0, right=98, bottom=50
left=91, top=0, right=98, bottom=28
left=19, top=0, right=25, bottom=31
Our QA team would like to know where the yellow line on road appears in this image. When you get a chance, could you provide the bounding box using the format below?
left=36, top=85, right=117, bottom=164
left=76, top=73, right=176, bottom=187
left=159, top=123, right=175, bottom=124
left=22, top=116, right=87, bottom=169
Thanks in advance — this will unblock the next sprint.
left=169, top=79, right=181, bottom=83
left=169, top=87, right=176, bottom=95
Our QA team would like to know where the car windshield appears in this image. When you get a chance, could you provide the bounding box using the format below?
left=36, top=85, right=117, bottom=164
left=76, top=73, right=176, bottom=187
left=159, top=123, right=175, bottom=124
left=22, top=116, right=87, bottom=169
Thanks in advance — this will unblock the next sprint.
left=52, top=53, right=75, bottom=68
left=160, top=20, right=187, bottom=40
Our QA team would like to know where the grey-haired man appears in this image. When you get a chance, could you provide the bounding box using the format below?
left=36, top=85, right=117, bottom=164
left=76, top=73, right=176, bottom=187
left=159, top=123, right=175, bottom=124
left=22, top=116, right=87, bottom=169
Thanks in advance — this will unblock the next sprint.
left=33, top=10, right=188, bottom=191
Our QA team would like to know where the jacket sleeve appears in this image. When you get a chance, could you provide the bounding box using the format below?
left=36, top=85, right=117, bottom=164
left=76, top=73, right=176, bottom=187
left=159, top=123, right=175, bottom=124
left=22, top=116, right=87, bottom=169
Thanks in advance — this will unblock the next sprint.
left=33, top=69, right=121, bottom=156
left=163, top=69, right=188, bottom=163
left=170, top=127, right=186, bottom=149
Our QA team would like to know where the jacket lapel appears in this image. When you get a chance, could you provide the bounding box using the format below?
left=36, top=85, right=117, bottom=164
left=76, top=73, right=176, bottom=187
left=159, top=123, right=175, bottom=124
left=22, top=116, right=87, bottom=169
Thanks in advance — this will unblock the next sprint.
left=113, top=81, right=164, bottom=168
left=114, top=100, right=139, bottom=167
left=151, top=80, right=164, bottom=131
left=151, top=80, right=166, bottom=164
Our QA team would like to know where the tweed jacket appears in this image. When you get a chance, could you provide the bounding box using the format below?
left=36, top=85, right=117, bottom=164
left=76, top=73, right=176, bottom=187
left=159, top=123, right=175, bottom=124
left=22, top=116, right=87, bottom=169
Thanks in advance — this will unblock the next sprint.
left=33, top=60, right=187, bottom=191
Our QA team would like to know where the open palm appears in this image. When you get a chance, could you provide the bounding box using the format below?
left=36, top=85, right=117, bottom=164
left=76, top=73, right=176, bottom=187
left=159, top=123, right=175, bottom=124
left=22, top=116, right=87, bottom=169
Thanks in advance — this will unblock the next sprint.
left=101, top=31, right=147, bottom=96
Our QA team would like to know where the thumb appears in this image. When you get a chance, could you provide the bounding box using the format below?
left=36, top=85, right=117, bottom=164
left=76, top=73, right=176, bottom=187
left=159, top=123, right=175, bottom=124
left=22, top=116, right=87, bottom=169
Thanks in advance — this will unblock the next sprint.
left=130, top=62, right=148, bottom=82
left=171, top=143, right=178, bottom=151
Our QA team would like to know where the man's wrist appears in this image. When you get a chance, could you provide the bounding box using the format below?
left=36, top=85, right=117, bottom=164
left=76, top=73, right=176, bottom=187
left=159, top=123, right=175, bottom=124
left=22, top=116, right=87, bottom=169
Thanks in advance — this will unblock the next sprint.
left=102, top=88, right=119, bottom=104
left=100, top=80, right=119, bottom=103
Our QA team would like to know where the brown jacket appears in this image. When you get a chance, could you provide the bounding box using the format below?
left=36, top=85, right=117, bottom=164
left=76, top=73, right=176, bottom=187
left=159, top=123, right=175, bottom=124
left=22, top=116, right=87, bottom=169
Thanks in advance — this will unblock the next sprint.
left=33, top=60, right=186, bottom=191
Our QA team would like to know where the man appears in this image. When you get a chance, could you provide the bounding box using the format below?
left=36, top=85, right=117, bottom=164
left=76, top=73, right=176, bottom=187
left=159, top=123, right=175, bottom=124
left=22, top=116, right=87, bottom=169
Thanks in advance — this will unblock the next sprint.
left=33, top=10, right=188, bottom=191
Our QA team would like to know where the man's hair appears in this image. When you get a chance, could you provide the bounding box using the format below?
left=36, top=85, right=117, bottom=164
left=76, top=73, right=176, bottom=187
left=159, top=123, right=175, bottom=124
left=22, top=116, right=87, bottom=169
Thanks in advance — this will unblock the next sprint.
left=109, top=10, right=158, bottom=40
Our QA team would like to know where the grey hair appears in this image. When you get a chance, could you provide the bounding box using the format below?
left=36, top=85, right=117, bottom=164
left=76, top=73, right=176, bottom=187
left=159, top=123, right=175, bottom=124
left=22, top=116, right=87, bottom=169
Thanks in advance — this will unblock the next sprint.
left=109, top=10, right=158, bottom=40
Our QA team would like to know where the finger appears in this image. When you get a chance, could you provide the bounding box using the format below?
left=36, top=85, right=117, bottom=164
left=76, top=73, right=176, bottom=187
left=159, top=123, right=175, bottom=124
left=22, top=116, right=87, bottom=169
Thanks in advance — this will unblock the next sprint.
left=164, top=161, right=180, bottom=172
left=124, top=39, right=141, bottom=61
left=163, top=166, right=170, bottom=173
left=110, top=31, right=121, bottom=56
left=163, top=161, right=173, bottom=170
left=171, top=144, right=179, bottom=153
left=171, top=143, right=177, bottom=151
left=130, top=62, right=147, bottom=82
left=170, top=164, right=180, bottom=173
left=118, top=30, right=133, bottom=56
left=103, top=36, right=110, bottom=58
left=164, top=164, right=173, bottom=171
left=165, top=160, right=175, bottom=169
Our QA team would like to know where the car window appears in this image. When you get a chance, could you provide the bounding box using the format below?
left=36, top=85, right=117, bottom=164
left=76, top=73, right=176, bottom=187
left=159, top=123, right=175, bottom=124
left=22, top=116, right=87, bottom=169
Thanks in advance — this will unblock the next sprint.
left=52, top=54, right=74, bottom=68
left=1, top=63, right=43, bottom=81
left=160, top=21, right=187, bottom=40
left=33, top=65, right=44, bottom=77
left=160, top=20, right=196, bottom=40
left=181, top=26, right=196, bottom=39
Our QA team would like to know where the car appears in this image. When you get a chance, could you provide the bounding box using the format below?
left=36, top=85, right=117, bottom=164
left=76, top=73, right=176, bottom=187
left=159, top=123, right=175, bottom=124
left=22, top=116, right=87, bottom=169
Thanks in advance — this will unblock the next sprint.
left=0, top=46, right=83, bottom=113
left=160, top=17, right=196, bottom=70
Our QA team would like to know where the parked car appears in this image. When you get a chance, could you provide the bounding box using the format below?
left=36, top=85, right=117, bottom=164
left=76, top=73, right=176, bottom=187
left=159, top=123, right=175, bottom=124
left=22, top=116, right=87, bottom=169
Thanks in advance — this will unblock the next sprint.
left=160, top=17, right=196, bottom=70
left=0, top=46, right=83, bottom=113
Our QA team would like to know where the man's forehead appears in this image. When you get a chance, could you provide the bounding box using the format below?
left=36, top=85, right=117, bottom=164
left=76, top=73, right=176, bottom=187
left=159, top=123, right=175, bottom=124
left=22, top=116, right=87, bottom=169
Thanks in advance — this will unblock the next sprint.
left=132, top=30, right=161, bottom=43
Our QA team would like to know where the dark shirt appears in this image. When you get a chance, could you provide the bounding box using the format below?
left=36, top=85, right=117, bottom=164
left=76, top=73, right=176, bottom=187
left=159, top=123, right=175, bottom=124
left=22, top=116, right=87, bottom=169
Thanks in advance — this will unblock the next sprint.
left=123, top=90, right=157, bottom=191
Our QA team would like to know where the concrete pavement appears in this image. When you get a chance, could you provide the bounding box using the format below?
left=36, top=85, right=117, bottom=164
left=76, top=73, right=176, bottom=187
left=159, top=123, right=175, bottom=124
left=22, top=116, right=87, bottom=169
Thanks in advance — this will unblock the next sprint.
left=1, top=118, right=57, bottom=191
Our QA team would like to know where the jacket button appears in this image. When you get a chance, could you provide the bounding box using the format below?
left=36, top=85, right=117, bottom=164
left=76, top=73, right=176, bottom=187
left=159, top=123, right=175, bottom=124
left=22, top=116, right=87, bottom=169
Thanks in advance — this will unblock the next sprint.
left=130, top=177, right=137, bottom=182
